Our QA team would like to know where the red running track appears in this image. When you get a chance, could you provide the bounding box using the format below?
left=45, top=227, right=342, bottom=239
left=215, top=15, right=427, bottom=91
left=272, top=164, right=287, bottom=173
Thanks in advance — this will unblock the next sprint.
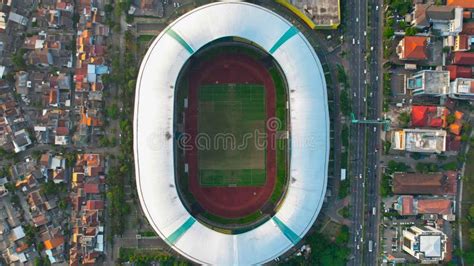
left=185, top=54, right=276, bottom=218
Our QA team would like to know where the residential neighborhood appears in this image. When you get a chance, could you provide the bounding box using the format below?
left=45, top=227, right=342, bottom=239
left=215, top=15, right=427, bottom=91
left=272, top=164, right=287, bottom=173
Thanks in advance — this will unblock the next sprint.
left=0, top=0, right=473, bottom=265
left=0, top=0, right=112, bottom=264
left=379, top=0, right=474, bottom=264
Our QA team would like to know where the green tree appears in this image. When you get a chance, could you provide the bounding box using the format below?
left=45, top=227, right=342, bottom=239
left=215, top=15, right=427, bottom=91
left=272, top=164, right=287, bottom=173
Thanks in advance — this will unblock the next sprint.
left=405, top=27, right=417, bottom=36
left=399, top=112, right=411, bottom=127
left=446, top=114, right=456, bottom=124
left=12, top=48, right=27, bottom=70
left=383, top=26, right=395, bottom=39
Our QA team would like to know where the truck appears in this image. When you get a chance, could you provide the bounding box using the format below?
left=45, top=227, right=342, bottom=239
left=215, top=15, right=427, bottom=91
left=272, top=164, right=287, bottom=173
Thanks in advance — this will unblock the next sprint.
left=368, top=240, right=373, bottom=253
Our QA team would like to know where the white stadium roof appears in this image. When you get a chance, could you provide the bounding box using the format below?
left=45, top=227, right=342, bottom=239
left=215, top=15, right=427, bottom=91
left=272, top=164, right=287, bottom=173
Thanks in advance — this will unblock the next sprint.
left=134, top=2, right=329, bottom=265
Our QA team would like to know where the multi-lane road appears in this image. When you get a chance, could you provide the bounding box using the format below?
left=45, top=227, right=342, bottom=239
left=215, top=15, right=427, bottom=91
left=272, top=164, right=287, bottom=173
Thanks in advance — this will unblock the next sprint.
left=346, top=0, right=383, bottom=265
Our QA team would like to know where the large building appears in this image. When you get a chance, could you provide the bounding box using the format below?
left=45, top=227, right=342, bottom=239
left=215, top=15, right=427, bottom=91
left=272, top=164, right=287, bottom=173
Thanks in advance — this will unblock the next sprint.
left=407, top=70, right=450, bottom=96
left=402, top=226, right=448, bottom=264
left=392, top=172, right=457, bottom=196
left=450, top=77, right=474, bottom=100
left=284, top=0, right=341, bottom=29
left=133, top=2, right=329, bottom=265
left=392, top=128, right=447, bottom=153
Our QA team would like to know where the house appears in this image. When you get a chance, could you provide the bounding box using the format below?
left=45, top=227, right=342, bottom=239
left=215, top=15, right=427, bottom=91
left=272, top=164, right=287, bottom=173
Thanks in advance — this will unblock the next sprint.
left=9, top=226, right=25, bottom=241
left=454, top=35, right=471, bottom=52
left=392, top=128, right=447, bottom=153
left=417, top=198, right=453, bottom=217
left=85, top=200, right=104, bottom=210
left=27, top=48, right=53, bottom=67
left=447, top=0, right=474, bottom=9
left=397, top=36, right=429, bottom=61
left=446, top=65, right=472, bottom=80
left=412, top=4, right=463, bottom=36
left=402, top=226, right=448, bottom=264
left=15, top=71, right=29, bottom=95
left=411, top=106, right=447, bottom=128
left=450, top=78, right=474, bottom=100
left=407, top=70, right=450, bottom=96
left=453, top=52, right=474, bottom=65
left=392, top=172, right=457, bottom=195
left=83, top=183, right=99, bottom=194
left=448, top=111, right=464, bottom=135
left=12, top=129, right=32, bottom=153
left=8, top=12, right=28, bottom=26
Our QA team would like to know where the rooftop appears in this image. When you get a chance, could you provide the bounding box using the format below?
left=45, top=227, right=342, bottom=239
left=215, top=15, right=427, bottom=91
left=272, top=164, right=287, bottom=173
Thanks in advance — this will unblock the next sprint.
left=420, top=235, right=442, bottom=258
left=407, top=70, right=450, bottom=96
left=393, top=129, right=447, bottom=153
left=447, top=0, right=474, bottom=9
left=289, top=0, right=340, bottom=28
left=411, top=106, right=447, bottom=128
left=398, top=36, right=428, bottom=60
left=393, top=172, right=457, bottom=195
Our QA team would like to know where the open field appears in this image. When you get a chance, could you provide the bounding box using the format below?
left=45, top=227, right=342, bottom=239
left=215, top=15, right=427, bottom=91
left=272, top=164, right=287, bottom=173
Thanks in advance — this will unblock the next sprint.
left=198, top=84, right=266, bottom=187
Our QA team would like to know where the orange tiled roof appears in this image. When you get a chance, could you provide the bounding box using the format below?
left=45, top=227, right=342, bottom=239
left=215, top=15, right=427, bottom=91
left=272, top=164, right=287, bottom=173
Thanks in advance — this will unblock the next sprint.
left=447, top=0, right=474, bottom=8
left=44, top=236, right=65, bottom=250
left=450, top=122, right=462, bottom=135
left=402, top=36, right=428, bottom=60
left=417, top=199, right=452, bottom=215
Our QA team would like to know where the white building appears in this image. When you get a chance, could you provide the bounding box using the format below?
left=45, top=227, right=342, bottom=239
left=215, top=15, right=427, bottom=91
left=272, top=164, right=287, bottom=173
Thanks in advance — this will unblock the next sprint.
left=402, top=225, right=447, bottom=264
left=133, top=2, right=329, bottom=265
left=450, top=78, right=474, bottom=100
left=407, top=70, right=450, bottom=97
left=392, top=129, right=447, bottom=153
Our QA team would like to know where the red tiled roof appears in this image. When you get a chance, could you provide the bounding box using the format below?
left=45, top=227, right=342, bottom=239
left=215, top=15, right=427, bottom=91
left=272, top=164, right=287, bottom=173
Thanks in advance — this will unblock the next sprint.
left=411, top=106, right=446, bottom=128
left=453, top=52, right=474, bottom=65
left=393, top=172, right=457, bottom=195
left=456, top=35, right=470, bottom=51
left=83, top=183, right=99, bottom=194
left=86, top=200, right=104, bottom=210
left=44, top=236, right=65, bottom=250
left=463, top=22, right=474, bottom=35
left=447, top=0, right=474, bottom=9
left=401, top=36, right=428, bottom=60
left=464, top=11, right=472, bottom=19
left=401, top=196, right=414, bottom=215
left=447, top=65, right=472, bottom=80
left=416, top=199, right=452, bottom=215
left=56, top=127, right=69, bottom=136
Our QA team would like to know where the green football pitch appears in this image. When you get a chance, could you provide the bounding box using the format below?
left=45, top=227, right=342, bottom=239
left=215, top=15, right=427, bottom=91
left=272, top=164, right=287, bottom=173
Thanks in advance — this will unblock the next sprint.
left=198, top=84, right=266, bottom=187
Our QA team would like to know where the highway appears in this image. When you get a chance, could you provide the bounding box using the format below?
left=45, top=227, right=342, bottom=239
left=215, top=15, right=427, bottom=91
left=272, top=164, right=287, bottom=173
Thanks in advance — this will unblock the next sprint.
left=346, top=0, right=368, bottom=263
left=346, top=0, right=383, bottom=265
left=364, top=0, right=383, bottom=265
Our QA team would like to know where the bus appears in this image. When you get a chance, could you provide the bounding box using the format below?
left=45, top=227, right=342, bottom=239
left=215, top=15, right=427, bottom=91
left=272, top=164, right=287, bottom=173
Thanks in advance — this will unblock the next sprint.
left=368, top=240, right=373, bottom=253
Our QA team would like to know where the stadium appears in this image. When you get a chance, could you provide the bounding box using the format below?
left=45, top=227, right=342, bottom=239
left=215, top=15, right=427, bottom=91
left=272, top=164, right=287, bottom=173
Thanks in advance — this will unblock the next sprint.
left=134, top=2, right=329, bottom=265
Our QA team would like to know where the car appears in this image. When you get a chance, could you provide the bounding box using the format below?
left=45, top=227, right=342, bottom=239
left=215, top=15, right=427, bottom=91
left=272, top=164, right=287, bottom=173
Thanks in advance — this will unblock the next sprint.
left=364, top=69, right=367, bottom=74
left=369, top=92, right=373, bottom=97
left=356, top=17, right=359, bottom=22
left=376, top=5, right=379, bottom=10
left=357, top=244, right=360, bottom=250
left=354, top=92, right=357, bottom=97
left=359, top=174, right=363, bottom=179
left=357, top=39, right=360, bottom=45
left=363, top=97, right=366, bottom=102
left=376, top=75, right=379, bottom=81
left=327, top=35, right=332, bottom=40
left=364, top=31, right=367, bottom=36
left=353, top=38, right=356, bottom=45
left=373, top=126, right=377, bottom=132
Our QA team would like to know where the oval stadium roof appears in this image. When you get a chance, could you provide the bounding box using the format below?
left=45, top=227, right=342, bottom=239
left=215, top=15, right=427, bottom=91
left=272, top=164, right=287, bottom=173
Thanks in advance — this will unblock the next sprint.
left=133, top=2, right=329, bottom=264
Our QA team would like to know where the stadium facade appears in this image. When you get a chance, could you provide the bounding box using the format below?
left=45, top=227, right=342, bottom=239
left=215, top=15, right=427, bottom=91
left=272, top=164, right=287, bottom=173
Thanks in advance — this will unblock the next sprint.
left=133, top=2, right=329, bottom=264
